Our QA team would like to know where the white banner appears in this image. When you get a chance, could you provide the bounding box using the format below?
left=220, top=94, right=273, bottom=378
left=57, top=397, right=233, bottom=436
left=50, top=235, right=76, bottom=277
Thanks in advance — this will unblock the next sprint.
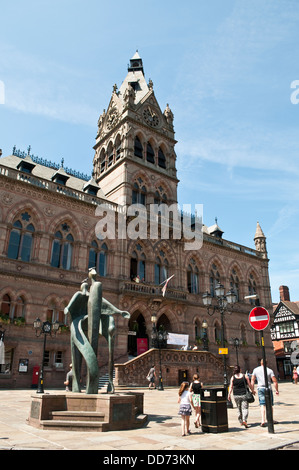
left=167, top=333, right=189, bottom=346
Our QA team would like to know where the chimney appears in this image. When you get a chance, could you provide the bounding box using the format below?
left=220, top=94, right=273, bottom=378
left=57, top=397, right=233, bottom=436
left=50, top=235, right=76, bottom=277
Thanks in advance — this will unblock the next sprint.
left=279, top=285, right=290, bottom=302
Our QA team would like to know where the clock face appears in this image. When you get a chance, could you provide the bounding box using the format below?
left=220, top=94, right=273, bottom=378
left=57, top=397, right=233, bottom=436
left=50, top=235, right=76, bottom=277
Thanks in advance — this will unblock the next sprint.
left=143, top=107, right=159, bottom=127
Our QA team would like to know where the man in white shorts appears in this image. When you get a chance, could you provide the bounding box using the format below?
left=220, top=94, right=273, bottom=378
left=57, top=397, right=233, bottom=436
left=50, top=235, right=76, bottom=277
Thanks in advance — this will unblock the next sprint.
left=251, top=359, right=279, bottom=427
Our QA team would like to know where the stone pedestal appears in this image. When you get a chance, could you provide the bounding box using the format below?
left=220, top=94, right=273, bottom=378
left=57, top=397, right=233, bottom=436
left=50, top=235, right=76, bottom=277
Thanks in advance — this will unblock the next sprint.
left=27, top=391, right=147, bottom=432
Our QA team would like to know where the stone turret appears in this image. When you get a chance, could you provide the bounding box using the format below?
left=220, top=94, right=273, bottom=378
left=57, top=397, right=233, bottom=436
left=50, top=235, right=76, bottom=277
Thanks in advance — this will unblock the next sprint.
left=254, top=221, right=267, bottom=258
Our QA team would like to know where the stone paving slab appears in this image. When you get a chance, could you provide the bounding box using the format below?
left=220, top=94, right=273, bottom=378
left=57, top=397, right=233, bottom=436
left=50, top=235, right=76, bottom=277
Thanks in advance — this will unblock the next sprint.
left=0, top=382, right=298, bottom=451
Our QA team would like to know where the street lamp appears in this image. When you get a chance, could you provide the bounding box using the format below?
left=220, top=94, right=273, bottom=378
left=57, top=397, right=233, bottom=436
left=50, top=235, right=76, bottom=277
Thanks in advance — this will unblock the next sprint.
left=202, top=283, right=237, bottom=406
left=34, top=318, right=60, bottom=393
left=230, top=337, right=240, bottom=366
left=151, top=314, right=168, bottom=391
left=202, top=320, right=209, bottom=351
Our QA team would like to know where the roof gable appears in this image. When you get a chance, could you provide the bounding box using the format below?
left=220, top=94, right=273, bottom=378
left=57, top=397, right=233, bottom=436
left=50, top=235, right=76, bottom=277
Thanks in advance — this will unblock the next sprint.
left=272, top=301, right=299, bottom=324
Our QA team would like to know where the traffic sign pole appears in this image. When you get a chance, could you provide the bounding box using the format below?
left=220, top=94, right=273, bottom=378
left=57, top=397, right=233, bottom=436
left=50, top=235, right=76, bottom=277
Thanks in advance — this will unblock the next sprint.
left=249, top=302, right=274, bottom=434
left=260, top=329, right=274, bottom=434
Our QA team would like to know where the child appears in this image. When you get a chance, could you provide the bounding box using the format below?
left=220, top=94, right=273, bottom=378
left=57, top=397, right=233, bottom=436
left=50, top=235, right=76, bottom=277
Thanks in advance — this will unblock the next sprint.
left=178, top=381, right=192, bottom=436
left=190, top=373, right=203, bottom=428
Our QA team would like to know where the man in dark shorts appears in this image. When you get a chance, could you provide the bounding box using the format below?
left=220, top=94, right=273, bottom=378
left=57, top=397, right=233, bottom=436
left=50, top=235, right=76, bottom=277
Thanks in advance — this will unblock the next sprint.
left=147, top=365, right=156, bottom=389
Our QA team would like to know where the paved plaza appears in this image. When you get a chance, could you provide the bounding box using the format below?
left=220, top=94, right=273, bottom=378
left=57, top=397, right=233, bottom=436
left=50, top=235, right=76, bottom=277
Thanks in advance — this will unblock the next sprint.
left=0, top=382, right=298, bottom=451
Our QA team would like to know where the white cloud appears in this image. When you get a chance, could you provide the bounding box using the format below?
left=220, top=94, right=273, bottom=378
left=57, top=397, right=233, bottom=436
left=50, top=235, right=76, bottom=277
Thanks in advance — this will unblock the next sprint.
left=268, top=204, right=299, bottom=239
left=0, top=43, right=99, bottom=126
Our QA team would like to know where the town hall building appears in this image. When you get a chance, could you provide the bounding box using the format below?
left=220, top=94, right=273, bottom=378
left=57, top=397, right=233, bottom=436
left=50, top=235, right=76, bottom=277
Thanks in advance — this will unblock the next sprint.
left=0, top=52, right=274, bottom=388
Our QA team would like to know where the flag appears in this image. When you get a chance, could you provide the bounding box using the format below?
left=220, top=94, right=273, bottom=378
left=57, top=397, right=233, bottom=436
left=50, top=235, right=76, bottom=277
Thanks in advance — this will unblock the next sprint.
left=161, top=275, right=174, bottom=297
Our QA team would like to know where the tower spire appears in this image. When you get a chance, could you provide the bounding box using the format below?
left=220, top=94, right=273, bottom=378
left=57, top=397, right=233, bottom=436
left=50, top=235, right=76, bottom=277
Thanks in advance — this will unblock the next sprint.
left=254, top=221, right=267, bottom=257
left=128, top=51, right=144, bottom=74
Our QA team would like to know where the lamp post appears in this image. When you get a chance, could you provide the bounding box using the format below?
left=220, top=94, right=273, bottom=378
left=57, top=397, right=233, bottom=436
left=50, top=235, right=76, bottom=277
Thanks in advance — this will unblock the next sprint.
left=202, top=283, right=237, bottom=406
left=202, top=320, right=209, bottom=351
left=151, top=314, right=168, bottom=391
left=33, top=318, right=60, bottom=393
left=230, top=337, right=240, bottom=366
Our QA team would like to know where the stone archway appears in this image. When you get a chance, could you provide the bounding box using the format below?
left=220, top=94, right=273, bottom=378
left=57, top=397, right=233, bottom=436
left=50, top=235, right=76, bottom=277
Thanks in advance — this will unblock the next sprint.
left=157, top=313, right=172, bottom=332
left=128, top=311, right=149, bottom=357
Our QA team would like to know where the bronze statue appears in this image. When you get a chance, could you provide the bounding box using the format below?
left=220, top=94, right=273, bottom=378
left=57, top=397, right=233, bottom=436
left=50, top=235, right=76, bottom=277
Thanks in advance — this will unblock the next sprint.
left=64, top=269, right=130, bottom=394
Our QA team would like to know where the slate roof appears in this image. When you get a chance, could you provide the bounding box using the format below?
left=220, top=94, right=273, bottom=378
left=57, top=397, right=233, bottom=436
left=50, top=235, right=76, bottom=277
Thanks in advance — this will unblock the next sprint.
left=0, top=153, right=107, bottom=200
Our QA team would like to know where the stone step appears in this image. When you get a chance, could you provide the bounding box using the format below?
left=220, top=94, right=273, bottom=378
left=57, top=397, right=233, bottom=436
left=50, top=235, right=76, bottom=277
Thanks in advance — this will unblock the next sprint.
left=40, top=419, right=109, bottom=432
left=134, top=414, right=148, bottom=426
left=50, top=410, right=105, bottom=422
left=98, top=371, right=115, bottom=389
left=40, top=414, right=147, bottom=432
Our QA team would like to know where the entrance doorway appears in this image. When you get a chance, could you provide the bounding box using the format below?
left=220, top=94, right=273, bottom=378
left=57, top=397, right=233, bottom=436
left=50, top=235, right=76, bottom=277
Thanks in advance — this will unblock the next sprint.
left=128, top=312, right=148, bottom=357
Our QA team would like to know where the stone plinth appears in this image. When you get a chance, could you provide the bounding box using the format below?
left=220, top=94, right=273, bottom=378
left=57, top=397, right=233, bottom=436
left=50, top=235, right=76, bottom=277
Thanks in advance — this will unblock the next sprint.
left=27, top=392, right=147, bottom=432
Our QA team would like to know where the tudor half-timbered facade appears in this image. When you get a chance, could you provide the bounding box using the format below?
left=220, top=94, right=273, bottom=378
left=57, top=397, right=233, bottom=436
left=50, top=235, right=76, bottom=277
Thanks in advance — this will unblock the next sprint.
left=271, top=286, right=299, bottom=379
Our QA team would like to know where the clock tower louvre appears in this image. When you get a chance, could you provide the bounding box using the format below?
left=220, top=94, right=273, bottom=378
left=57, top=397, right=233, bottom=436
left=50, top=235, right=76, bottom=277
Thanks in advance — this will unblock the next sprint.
left=92, top=51, right=179, bottom=207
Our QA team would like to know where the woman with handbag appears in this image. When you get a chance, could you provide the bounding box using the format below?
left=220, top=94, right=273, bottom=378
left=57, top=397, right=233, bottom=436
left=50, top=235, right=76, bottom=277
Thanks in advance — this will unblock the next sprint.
left=228, top=365, right=255, bottom=428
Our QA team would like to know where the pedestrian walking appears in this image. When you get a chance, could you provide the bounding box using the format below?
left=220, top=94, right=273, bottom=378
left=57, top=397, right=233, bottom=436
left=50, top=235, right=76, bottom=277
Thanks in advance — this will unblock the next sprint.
left=251, top=359, right=279, bottom=427
left=292, top=366, right=298, bottom=384
left=178, top=381, right=192, bottom=436
left=228, top=365, right=255, bottom=428
left=189, top=373, right=203, bottom=428
left=147, top=365, right=156, bottom=389
left=64, top=363, right=73, bottom=391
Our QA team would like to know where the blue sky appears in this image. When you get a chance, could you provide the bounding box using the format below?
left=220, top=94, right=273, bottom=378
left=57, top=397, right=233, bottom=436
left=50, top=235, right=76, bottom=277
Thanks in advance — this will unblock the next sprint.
left=0, top=0, right=299, bottom=304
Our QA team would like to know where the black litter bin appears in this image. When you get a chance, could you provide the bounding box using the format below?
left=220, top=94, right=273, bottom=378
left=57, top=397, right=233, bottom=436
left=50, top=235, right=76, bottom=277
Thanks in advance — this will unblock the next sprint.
left=200, top=386, right=228, bottom=433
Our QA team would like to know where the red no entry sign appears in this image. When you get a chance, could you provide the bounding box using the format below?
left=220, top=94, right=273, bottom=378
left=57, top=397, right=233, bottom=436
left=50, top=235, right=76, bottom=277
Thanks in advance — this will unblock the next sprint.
left=249, top=306, right=270, bottom=331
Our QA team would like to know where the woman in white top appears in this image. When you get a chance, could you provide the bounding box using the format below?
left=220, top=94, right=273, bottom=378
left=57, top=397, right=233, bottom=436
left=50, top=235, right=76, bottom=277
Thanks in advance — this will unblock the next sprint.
left=178, top=381, right=192, bottom=436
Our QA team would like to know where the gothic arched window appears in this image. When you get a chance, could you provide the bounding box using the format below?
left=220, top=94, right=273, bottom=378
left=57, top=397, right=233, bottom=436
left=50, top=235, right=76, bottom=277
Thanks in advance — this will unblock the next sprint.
left=100, top=148, right=106, bottom=173
left=88, top=240, right=108, bottom=277
left=1, top=294, right=11, bottom=317
left=146, top=142, right=155, bottom=164
left=7, top=212, right=35, bottom=262
left=248, top=273, right=257, bottom=304
left=230, top=269, right=240, bottom=301
left=158, top=147, right=166, bottom=168
left=155, top=256, right=169, bottom=285
left=195, top=319, right=200, bottom=339
left=15, top=296, right=26, bottom=319
left=154, top=186, right=168, bottom=205
left=107, top=142, right=114, bottom=167
left=187, top=259, right=199, bottom=294
left=210, top=263, right=220, bottom=297
left=132, top=178, right=147, bottom=205
left=214, top=321, right=222, bottom=343
left=134, top=136, right=143, bottom=159
left=241, top=324, right=246, bottom=344
left=47, top=301, right=64, bottom=324
left=130, top=244, right=146, bottom=282
left=115, top=135, right=122, bottom=161
left=50, top=224, right=74, bottom=270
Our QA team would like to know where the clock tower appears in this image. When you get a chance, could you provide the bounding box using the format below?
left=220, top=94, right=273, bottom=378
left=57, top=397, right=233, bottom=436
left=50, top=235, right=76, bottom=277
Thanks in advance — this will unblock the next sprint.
left=93, top=51, right=179, bottom=208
